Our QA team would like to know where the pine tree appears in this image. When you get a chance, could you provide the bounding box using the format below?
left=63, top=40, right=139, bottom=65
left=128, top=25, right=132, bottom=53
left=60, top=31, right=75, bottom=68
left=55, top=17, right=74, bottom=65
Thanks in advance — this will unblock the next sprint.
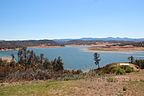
left=94, top=53, right=101, bottom=68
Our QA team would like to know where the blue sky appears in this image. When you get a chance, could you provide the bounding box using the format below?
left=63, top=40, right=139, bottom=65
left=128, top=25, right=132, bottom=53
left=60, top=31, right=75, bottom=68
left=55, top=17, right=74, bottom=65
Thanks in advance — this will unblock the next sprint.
left=0, top=0, right=144, bottom=40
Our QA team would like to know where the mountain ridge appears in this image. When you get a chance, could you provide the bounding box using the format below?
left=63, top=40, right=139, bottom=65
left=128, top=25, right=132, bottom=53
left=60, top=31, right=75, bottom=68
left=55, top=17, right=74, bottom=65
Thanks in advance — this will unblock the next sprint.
left=53, top=37, right=144, bottom=42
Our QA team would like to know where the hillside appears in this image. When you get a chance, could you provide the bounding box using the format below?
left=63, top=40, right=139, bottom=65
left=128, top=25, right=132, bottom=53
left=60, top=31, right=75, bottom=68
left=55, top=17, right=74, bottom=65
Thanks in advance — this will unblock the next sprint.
left=0, top=40, right=63, bottom=50
left=1, top=70, right=144, bottom=96
left=54, top=37, right=144, bottom=42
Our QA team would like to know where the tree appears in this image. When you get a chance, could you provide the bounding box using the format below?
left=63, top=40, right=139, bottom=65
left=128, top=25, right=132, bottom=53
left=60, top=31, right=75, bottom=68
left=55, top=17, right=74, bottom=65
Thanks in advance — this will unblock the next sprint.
left=52, top=56, right=64, bottom=71
left=43, top=58, right=53, bottom=70
left=94, top=53, right=101, bottom=68
left=128, top=56, right=134, bottom=63
left=57, top=56, right=64, bottom=71
left=11, top=54, right=15, bottom=61
left=40, top=53, right=44, bottom=64
left=10, top=54, right=16, bottom=68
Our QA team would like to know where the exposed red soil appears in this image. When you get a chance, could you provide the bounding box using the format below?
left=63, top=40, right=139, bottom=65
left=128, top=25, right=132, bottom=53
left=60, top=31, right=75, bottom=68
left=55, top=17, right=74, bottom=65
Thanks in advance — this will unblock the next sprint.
left=88, top=45, right=144, bottom=52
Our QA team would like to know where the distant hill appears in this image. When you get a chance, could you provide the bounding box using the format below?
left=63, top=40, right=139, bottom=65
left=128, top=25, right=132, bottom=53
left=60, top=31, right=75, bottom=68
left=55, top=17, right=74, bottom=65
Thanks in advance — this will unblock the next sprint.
left=65, top=40, right=102, bottom=45
left=80, top=37, right=144, bottom=42
left=53, top=39, right=74, bottom=43
left=1, top=37, right=144, bottom=50
left=0, top=40, right=63, bottom=49
left=53, top=37, right=144, bottom=42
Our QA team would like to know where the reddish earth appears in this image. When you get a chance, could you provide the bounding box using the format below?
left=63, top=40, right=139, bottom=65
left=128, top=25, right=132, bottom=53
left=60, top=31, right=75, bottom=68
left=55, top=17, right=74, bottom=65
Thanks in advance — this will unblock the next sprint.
left=66, top=44, right=97, bottom=47
left=88, top=45, right=144, bottom=52
left=0, top=48, right=19, bottom=51
left=28, top=45, right=64, bottom=48
left=0, top=57, right=11, bottom=62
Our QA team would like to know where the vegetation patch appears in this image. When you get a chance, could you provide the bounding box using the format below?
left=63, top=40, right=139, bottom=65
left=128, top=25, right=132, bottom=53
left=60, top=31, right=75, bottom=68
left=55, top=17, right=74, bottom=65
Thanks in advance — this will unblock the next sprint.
left=93, top=64, right=135, bottom=75
left=111, top=66, right=126, bottom=75
left=133, top=59, right=144, bottom=69
left=0, top=47, right=82, bottom=82
left=0, top=80, right=75, bottom=96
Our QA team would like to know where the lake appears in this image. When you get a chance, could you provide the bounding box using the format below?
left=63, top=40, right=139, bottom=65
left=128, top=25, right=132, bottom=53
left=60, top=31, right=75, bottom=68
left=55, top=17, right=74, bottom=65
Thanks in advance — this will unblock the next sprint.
left=0, top=46, right=144, bottom=71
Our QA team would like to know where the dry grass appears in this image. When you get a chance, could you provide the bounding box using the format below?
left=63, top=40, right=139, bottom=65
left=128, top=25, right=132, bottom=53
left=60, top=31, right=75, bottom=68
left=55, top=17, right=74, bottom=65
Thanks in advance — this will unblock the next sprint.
left=1, top=70, right=144, bottom=96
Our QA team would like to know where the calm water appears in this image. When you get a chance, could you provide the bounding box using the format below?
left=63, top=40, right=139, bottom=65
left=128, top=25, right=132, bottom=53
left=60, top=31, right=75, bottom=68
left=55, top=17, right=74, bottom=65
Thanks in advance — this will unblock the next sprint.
left=0, top=46, right=144, bottom=71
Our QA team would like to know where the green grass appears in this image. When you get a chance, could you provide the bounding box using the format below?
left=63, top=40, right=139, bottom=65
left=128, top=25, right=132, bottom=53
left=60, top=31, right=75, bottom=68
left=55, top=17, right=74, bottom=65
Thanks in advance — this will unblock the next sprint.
left=0, top=80, right=75, bottom=96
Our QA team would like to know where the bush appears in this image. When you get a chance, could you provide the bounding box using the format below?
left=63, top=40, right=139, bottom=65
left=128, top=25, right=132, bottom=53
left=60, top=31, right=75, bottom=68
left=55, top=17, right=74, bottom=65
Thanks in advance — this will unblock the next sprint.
left=110, top=65, right=135, bottom=75
left=111, top=66, right=126, bottom=75
left=134, top=59, right=144, bottom=69
left=124, top=66, right=134, bottom=73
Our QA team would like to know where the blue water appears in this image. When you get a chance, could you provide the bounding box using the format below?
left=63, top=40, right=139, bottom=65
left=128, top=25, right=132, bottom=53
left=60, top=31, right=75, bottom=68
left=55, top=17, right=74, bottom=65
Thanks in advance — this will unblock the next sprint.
left=0, top=46, right=144, bottom=71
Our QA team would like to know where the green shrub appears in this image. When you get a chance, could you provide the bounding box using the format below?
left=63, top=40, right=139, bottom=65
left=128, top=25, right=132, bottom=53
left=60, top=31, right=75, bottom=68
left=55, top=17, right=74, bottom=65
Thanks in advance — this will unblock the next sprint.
left=140, top=80, right=144, bottom=82
left=134, top=59, right=144, bottom=69
left=110, top=65, right=134, bottom=75
left=124, top=66, right=134, bottom=73
left=111, top=66, right=126, bottom=75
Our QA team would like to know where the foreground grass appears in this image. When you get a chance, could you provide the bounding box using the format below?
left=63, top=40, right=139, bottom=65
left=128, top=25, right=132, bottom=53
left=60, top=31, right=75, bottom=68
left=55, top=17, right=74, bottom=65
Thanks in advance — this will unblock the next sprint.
left=0, top=80, right=75, bottom=96
left=1, top=70, right=144, bottom=96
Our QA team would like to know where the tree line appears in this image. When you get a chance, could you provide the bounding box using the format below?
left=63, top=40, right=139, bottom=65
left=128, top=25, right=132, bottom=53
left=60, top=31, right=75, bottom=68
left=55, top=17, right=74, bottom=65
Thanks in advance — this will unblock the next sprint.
left=0, top=47, right=64, bottom=81
left=0, top=40, right=64, bottom=50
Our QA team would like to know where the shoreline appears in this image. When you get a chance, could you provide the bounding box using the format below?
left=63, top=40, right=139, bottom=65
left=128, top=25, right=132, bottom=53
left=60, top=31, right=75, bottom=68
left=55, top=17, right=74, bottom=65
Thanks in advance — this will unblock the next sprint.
left=27, top=45, right=65, bottom=48
left=2, top=44, right=144, bottom=53
left=0, top=48, right=19, bottom=51
left=0, top=57, right=11, bottom=62
left=0, top=45, right=65, bottom=51
left=87, top=46, right=144, bottom=52
left=65, top=44, right=97, bottom=47
left=0, top=44, right=97, bottom=51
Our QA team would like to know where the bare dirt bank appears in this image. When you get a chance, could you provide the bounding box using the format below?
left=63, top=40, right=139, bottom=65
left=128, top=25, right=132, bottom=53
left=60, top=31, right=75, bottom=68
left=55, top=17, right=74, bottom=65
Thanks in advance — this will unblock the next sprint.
left=65, top=44, right=97, bottom=47
left=28, top=45, right=64, bottom=48
left=0, top=57, right=11, bottom=62
left=0, top=48, right=19, bottom=51
left=88, top=45, right=144, bottom=52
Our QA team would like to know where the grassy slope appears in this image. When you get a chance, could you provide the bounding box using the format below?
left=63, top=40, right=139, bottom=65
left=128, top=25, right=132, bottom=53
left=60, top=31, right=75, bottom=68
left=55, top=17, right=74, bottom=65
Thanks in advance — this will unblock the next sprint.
left=0, top=81, right=75, bottom=96
left=1, top=70, right=144, bottom=96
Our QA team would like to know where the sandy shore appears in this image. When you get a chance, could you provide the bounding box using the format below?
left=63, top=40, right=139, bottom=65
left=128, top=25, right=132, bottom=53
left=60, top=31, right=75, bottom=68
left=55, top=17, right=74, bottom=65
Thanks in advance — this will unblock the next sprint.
left=65, top=44, right=97, bottom=47
left=0, top=48, right=19, bottom=51
left=0, top=57, right=11, bottom=62
left=0, top=43, right=116, bottom=51
left=88, top=45, right=144, bottom=52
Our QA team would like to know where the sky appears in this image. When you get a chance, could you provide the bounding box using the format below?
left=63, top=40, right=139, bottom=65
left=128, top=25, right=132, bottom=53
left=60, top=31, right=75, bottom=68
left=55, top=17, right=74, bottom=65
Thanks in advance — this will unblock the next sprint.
left=0, top=0, right=144, bottom=40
